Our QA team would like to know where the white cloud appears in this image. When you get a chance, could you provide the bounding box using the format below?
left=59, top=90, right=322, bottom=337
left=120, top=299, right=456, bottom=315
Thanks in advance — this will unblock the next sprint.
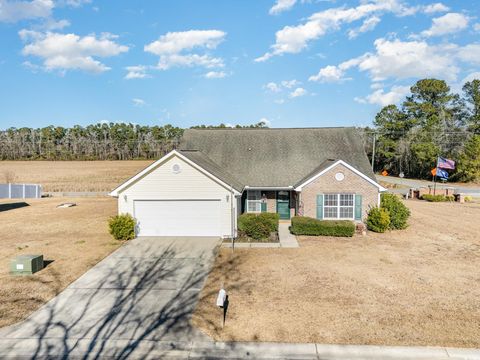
left=256, top=0, right=417, bottom=61
left=421, top=13, right=469, bottom=37
left=309, top=64, right=352, bottom=83
left=132, top=98, right=146, bottom=107
left=204, top=70, right=227, bottom=79
left=370, top=82, right=384, bottom=90
left=0, top=0, right=54, bottom=22
left=264, top=79, right=301, bottom=92
left=354, top=85, right=410, bottom=106
left=40, top=18, right=70, bottom=30
left=289, top=87, right=307, bottom=98
left=456, top=44, right=480, bottom=65
left=0, top=0, right=93, bottom=23
left=264, top=82, right=281, bottom=92
left=59, top=0, right=91, bottom=7
left=20, top=30, right=128, bottom=73
left=317, top=38, right=461, bottom=83
left=156, top=53, right=223, bottom=70
left=269, top=0, right=296, bottom=15
left=281, top=79, right=300, bottom=88
left=310, top=37, right=480, bottom=107
left=144, top=30, right=226, bottom=70
left=423, top=3, right=449, bottom=14
left=145, top=30, right=225, bottom=55
left=474, top=23, right=480, bottom=32
left=348, top=16, right=380, bottom=39
left=125, top=65, right=149, bottom=79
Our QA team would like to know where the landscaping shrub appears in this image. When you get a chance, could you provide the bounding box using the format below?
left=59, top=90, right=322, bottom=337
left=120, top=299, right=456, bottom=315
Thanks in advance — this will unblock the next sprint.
left=421, top=194, right=455, bottom=202
left=258, top=212, right=280, bottom=232
left=290, top=216, right=355, bottom=237
left=109, top=214, right=136, bottom=240
left=464, top=196, right=473, bottom=202
left=238, top=213, right=280, bottom=240
left=366, top=207, right=390, bottom=233
left=380, top=193, right=410, bottom=230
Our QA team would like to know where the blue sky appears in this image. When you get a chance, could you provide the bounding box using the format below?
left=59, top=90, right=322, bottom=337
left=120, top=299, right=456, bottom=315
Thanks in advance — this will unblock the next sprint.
left=0, top=0, right=479, bottom=129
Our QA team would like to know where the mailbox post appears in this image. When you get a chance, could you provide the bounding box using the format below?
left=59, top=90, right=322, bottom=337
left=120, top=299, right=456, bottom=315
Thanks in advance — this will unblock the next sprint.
left=216, top=288, right=227, bottom=328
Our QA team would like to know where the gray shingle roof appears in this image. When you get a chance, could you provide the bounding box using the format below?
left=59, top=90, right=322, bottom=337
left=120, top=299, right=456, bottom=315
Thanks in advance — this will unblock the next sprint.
left=178, top=127, right=374, bottom=188
left=179, top=150, right=244, bottom=192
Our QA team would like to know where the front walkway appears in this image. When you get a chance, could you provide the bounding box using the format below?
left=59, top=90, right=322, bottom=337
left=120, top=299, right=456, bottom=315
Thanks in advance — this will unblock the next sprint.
left=278, top=221, right=299, bottom=247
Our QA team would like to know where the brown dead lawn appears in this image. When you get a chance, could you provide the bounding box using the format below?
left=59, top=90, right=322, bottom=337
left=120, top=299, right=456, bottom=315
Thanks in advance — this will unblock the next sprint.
left=193, top=200, right=480, bottom=347
left=0, top=160, right=153, bottom=192
left=0, top=196, right=119, bottom=328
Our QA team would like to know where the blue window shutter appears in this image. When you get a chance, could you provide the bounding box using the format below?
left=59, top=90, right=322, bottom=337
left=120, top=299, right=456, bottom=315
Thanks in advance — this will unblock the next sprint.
left=316, top=194, right=323, bottom=220
left=355, top=194, right=362, bottom=220
left=261, top=202, right=267, bottom=212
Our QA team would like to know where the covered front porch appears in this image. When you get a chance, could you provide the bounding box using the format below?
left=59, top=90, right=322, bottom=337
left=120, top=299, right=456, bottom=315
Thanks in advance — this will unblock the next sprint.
left=241, top=188, right=298, bottom=220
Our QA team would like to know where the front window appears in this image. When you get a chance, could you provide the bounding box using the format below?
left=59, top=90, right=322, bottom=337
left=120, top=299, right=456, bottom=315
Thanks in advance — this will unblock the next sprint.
left=247, top=190, right=262, bottom=213
left=324, top=194, right=354, bottom=219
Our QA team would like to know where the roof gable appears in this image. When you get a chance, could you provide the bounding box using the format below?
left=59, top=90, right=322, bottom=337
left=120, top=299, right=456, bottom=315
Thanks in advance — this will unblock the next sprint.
left=109, top=150, right=242, bottom=196
left=294, top=160, right=386, bottom=191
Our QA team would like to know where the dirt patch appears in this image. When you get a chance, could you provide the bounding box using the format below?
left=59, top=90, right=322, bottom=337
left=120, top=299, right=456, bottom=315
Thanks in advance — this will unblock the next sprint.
left=0, top=197, right=120, bottom=328
left=193, top=200, right=480, bottom=347
left=0, top=160, right=152, bottom=192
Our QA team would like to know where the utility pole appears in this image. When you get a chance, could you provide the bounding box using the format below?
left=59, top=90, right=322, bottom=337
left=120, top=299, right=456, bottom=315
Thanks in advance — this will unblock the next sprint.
left=371, top=132, right=376, bottom=171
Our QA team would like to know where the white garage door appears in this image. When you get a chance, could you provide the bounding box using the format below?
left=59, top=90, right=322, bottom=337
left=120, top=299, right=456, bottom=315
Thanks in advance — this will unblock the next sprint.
left=134, top=200, right=222, bottom=237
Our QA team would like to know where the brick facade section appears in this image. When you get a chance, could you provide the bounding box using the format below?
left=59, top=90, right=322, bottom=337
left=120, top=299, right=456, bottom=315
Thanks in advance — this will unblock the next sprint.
left=262, top=191, right=276, bottom=213
left=300, top=163, right=379, bottom=221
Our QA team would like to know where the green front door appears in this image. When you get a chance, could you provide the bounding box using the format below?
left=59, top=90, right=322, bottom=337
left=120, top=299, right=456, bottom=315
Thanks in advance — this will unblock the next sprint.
left=276, top=191, right=290, bottom=219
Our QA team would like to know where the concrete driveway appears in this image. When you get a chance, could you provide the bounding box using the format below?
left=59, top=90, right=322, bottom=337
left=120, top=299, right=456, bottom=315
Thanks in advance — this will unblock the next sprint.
left=0, top=236, right=220, bottom=359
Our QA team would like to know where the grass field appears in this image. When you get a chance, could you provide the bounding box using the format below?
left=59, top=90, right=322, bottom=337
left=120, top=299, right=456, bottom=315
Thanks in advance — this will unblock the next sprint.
left=0, top=160, right=153, bottom=192
left=0, top=197, right=119, bottom=328
left=193, top=200, right=480, bottom=347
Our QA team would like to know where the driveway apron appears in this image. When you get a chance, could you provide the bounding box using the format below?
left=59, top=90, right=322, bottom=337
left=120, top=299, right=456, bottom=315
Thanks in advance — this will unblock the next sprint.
left=0, top=236, right=220, bottom=359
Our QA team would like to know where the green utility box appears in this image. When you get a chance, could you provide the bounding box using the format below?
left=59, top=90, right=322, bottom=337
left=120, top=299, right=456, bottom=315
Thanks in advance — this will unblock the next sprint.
left=10, top=255, right=44, bottom=275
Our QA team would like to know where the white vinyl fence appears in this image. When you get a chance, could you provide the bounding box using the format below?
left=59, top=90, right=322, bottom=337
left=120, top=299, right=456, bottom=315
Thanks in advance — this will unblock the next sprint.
left=0, top=184, right=42, bottom=199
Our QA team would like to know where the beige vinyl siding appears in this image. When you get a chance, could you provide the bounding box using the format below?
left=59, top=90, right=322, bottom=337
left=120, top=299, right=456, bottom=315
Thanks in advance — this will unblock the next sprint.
left=118, top=155, right=235, bottom=237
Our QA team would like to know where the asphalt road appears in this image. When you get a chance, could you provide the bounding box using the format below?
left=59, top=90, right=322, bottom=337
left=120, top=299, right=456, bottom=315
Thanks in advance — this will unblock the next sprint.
left=378, top=176, right=480, bottom=195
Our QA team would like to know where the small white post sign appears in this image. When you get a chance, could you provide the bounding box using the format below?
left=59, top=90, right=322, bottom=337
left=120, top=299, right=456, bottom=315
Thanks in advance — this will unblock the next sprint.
left=216, top=288, right=227, bottom=329
left=216, top=288, right=226, bottom=308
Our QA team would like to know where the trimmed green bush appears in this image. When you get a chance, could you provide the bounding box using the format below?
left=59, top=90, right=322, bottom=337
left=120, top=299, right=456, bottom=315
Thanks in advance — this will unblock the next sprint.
left=380, top=193, right=410, bottom=230
left=258, top=212, right=280, bottom=232
left=421, top=194, right=455, bottom=202
left=366, top=207, right=390, bottom=233
left=238, top=213, right=280, bottom=240
left=290, top=216, right=355, bottom=237
left=109, top=214, right=136, bottom=240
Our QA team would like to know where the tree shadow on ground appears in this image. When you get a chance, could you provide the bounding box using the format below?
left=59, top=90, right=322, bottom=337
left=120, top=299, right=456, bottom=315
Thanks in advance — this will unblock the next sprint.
left=0, top=239, right=247, bottom=359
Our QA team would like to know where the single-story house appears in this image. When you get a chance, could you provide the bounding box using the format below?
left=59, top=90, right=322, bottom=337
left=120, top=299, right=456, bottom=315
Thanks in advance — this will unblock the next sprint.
left=109, top=127, right=386, bottom=237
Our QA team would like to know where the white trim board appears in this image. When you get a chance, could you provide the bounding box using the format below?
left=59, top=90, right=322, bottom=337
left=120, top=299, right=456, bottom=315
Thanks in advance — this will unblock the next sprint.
left=109, top=150, right=242, bottom=197
left=294, top=160, right=387, bottom=192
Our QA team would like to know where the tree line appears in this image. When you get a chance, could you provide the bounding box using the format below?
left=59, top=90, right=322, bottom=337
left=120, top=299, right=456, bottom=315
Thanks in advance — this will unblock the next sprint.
left=366, top=78, right=480, bottom=182
left=0, top=121, right=267, bottom=161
